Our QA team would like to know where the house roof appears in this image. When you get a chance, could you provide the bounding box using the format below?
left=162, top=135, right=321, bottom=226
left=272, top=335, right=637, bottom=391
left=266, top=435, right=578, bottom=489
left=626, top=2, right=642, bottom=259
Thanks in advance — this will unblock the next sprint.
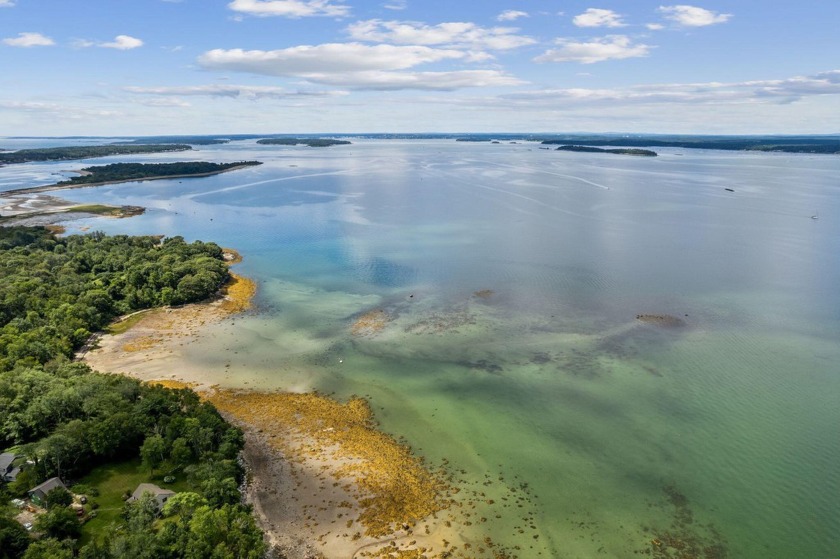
left=129, top=483, right=175, bottom=502
left=28, top=477, right=67, bottom=497
left=0, top=453, right=15, bottom=472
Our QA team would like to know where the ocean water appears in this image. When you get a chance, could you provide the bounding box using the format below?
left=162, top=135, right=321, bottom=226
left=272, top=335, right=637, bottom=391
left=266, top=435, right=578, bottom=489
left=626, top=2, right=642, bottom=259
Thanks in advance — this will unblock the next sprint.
left=3, top=139, right=839, bottom=557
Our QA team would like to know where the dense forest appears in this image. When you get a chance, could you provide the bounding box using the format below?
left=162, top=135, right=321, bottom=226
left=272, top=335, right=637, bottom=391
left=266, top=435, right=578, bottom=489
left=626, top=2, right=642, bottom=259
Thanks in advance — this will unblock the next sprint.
left=0, top=228, right=230, bottom=371
left=0, top=227, right=264, bottom=558
left=0, top=145, right=192, bottom=165
left=256, top=138, right=351, bottom=147
left=554, top=145, right=658, bottom=156
left=56, top=161, right=262, bottom=187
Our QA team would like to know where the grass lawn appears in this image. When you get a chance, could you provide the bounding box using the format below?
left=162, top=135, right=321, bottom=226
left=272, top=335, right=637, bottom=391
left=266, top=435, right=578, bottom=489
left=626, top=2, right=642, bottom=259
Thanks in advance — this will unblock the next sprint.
left=76, top=458, right=196, bottom=546
left=105, top=309, right=152, bottom=335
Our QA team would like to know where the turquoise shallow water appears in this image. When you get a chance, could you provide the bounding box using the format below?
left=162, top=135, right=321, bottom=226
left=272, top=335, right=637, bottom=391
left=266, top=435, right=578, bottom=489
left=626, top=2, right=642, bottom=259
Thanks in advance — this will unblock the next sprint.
left=3, top=139, right=839, bottom=557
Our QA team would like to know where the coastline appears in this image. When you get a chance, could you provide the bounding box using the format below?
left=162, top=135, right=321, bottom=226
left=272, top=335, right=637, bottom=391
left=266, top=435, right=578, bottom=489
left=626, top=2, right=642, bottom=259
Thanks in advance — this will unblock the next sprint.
left=2, top=162, right=258, bottom=196
left=80, top=263, right=499, bottom=559
left=0, top=192, right=143, bottom=225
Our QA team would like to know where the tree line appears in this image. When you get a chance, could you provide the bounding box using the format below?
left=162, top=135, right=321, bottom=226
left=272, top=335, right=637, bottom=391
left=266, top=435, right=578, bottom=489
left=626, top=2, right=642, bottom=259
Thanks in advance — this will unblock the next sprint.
left=0, top=145, right=192, bottom=165
left=256, top=138, right=351, bottom=147
left=0, top=228, right=230, bottom=371
left=0, top=227, right=264, bottom=558
left=57, top=161, right=262, bottom=187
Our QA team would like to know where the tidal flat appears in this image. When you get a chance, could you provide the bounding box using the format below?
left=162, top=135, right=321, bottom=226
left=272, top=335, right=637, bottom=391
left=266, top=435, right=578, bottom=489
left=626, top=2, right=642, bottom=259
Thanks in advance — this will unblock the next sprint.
left=5, top=137, right=840, bottom=558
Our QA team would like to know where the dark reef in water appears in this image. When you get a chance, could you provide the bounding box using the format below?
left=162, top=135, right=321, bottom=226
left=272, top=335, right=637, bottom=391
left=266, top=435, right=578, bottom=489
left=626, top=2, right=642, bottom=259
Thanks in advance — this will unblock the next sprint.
left=640, top=485, right=729, bottom=559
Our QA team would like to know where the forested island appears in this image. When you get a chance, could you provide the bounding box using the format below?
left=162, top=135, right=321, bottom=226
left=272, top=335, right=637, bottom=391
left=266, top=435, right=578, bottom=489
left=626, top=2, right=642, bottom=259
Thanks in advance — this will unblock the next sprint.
left=56, top=161, right=262, bottom=187
left=0, top=145, right=192, bottom=165
left=555, top=145, right=658, bottom=156
left=4, top=161, right=262, bottom=197
left=256, top=138, right=351, bottom=147
left=0, top=227, right=264, bottom=558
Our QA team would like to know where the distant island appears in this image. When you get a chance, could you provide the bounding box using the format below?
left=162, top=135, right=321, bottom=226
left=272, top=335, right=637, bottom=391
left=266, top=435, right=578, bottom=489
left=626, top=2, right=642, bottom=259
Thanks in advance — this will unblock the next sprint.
left=540, top=136, right=840, bottom=154
left=257, top=138, right=351, bottom=147
left=555, top=145, right=658, bottom=157
left=6, top=161, right=262, bottom=195
left=115, top=136, right=231, bottom=145
left=0, top=144, right=192, bottom=165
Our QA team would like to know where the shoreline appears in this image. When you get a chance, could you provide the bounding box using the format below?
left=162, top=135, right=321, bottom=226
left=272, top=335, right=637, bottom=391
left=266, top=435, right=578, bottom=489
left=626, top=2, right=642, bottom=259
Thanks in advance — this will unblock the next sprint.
left=0, top=191, right=144, bottom=224
left=2, top=163, right=258, bottom=196
left=80, top=267, right=491, bottom=559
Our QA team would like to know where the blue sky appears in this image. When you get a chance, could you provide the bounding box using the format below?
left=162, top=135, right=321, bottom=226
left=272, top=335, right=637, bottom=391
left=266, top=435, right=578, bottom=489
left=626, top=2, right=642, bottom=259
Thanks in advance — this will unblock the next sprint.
left=2, top=0, right=839, bottom=135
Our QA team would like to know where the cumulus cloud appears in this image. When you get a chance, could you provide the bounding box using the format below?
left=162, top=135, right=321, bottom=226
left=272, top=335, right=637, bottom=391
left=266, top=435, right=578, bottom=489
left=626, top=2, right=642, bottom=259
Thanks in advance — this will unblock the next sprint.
left=658, top=5, right=732, bottom=27
left=535, top=35, right=651, bottom=64
left=646, top=23, right=665, bottom=30
left=497, top=10, right=528, bottom=22
left=100, top=35, right=144, bottom=49
left=228, top=0, right=349, bottom=18
left=124, top=84, right=348, bottom=99
left=346, top=19, right=535, bottom=50
left=2, top=32, right=54, bottom=47
left=573, top=8, right=626, bottom=28
left=197, top=44, right=522, bottom=90
left=0, top=0, right=15, bottom=7
left=199, top=43, right=470, bottom=74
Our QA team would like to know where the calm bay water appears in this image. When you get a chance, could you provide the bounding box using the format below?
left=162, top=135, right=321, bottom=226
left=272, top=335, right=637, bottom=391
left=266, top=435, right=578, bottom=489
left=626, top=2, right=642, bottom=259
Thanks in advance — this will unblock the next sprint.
left=3, top=139, right=839, bottom=557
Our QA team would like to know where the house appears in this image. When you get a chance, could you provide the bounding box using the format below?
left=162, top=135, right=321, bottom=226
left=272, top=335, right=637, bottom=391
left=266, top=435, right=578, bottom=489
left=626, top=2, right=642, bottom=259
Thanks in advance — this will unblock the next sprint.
left=127, top=483, right=176, bottom=510
left=0, top=453, right=20, bottom=482
left=28, top=477, right=67, bottom=506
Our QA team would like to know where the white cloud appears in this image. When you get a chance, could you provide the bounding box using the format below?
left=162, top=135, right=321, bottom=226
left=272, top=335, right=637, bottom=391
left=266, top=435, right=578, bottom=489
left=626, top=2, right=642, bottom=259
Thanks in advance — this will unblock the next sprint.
left=75, top=35, right=144, bottom=49
left=497, top=10, right=528, bottom=22
left=72, top=39, right=96, bottom=48
left=199, top=43, right=469, bottom=74
left=535, top=35, right=651, bottom=64
left=2, top=32, right=54, bottom=47
left=658, top=5, right=732, bottom=27
left=198, top=44, right=523, bottom=90
left=100, top=35, right=144, bottom=50
left=228, top=0, right=349, bottom=18
left=346, top=20, right=536, bottom=50
left=137, top=97, right=192, bottom=108
left=0, top=0, right=15, bottom=7
left=383, top=0, right=407, bottom=9
left=124, top=84, right=348, bottom=99
left=294, top=69, right=523, bottom=90
left=573, top=8, right=626, bottom=28
left=0, top=100, right=120, bottom=119
left=498, top=70, right=840, bottom=107
left=646, top=23, right=665, bottom=30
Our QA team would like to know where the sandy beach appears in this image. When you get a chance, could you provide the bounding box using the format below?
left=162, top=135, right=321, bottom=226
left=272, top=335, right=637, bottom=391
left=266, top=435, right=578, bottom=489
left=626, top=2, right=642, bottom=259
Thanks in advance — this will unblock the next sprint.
left=80, top=266, right=521, bottom=559
left=0, top=191, right=143, bottom=226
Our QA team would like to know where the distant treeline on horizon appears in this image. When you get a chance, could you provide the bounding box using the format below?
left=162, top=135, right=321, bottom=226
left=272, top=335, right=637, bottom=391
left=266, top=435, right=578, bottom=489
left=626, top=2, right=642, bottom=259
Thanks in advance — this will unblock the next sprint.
left=3, top=133, right=839, bottom=155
